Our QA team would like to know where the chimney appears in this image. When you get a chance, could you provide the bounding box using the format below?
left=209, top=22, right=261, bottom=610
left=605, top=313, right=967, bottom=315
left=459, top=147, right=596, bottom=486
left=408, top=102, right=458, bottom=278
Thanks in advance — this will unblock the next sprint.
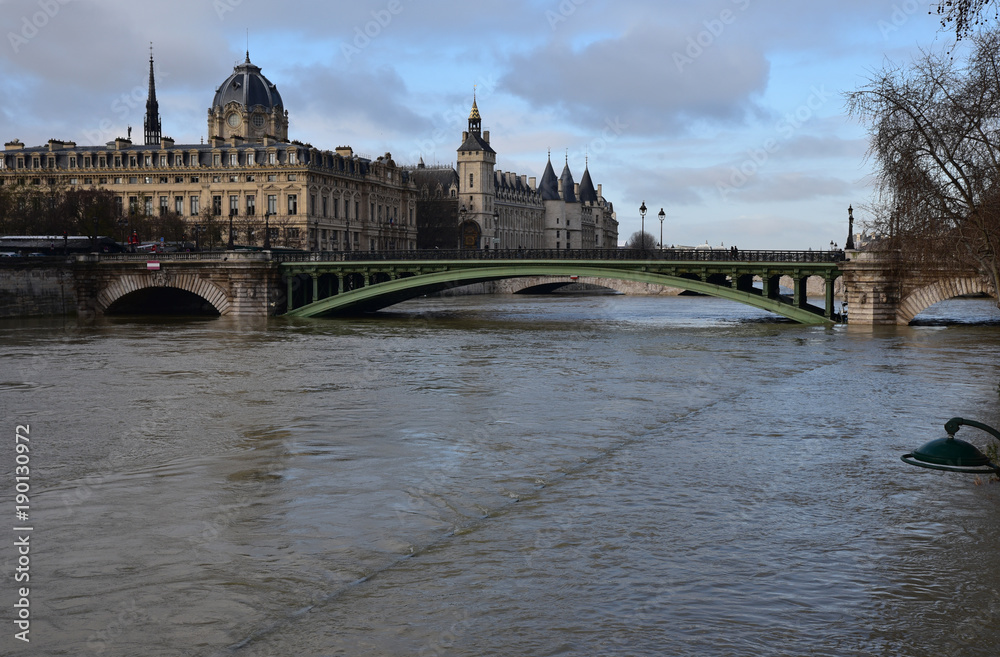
left=161, top=137, right=174, bottom=149
left=597, top=184, right=602, bottom=197
left=529, top=176, right=536, bottom=190
left=5, top=139, right=24, bottom=151
left=483, top=130, right=490, bottom=143
left=462, top=131, right=468, bottom=142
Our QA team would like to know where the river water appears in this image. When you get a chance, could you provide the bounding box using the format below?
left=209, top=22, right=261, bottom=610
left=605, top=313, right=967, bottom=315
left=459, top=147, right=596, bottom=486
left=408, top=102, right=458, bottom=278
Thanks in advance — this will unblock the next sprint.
left=2, top=294, right=1000, bottom=656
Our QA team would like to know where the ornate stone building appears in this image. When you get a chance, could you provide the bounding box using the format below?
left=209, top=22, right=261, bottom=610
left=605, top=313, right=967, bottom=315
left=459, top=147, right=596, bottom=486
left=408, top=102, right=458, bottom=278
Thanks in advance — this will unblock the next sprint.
left=407, top=99, right=617, bottom=250
left=0, top=52, right=418, bottom=252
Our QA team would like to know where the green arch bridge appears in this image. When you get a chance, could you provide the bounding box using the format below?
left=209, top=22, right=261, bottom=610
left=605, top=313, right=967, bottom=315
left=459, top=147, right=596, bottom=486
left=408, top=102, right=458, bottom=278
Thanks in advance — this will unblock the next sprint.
left=278, top=248, right=846, bottom=325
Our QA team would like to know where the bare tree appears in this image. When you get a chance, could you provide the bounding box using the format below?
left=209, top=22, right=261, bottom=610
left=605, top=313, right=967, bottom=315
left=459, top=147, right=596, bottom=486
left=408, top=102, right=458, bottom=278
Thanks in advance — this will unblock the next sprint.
left=846, top=29, right=1000, bottom=303
left=624, top=230, right=657, bottom=250
left=937, top=0, right=1000, bottom=39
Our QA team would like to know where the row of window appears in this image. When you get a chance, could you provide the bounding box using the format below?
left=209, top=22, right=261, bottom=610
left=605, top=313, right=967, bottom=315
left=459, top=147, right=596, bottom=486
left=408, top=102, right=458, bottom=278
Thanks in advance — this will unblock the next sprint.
left=2, top=150, right=294, bottom=171
left=122, top=193, right=295, bottom=218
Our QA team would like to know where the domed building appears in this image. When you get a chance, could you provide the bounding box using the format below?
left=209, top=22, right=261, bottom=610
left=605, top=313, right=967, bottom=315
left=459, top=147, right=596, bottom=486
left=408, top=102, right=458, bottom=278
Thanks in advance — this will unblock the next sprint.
left=1, top=51, right=418, bottom=254
left=207, top=53, right=289, bottom=143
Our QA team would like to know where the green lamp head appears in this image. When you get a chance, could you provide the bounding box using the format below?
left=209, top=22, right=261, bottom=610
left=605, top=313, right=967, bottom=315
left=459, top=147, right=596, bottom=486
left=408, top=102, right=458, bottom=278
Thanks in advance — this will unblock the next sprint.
left=901, top=417, right=1000, bottom=475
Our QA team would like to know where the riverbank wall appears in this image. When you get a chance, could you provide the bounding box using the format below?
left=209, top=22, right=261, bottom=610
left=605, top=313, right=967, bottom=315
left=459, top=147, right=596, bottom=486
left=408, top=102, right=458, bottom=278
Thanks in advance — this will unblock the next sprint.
left=0, top=259, right=76, bottom=318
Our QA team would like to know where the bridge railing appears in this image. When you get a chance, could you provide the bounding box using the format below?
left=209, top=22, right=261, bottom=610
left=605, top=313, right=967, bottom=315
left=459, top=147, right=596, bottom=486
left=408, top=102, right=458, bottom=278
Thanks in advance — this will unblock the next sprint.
left=275, top=248, right=846, bottom=264
left=84, top=248, right=846, bottom=264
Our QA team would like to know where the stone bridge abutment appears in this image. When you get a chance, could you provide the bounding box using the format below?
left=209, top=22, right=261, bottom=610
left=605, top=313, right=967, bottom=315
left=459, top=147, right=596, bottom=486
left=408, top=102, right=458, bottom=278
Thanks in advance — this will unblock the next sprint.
left=840, top=250, right=995, bottom=324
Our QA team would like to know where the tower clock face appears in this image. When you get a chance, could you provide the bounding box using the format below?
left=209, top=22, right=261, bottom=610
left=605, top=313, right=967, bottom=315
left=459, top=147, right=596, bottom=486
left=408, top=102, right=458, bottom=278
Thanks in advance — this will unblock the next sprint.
left=227, top=113, right=241, bottom=128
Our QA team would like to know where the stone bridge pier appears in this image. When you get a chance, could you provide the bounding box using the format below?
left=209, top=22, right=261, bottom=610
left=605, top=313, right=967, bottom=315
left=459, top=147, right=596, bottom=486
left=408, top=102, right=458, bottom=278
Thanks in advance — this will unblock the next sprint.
left=840, top=250, right=995, bottom=325
left=74, top=253, right=283, bottom=317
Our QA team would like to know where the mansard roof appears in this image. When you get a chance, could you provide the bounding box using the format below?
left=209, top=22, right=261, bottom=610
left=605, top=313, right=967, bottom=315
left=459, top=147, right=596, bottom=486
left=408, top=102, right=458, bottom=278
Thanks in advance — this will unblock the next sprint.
left=408, top=165, right=459, bottom=189
left=578, top=165, right=597, bottom=203
left=538, top=156, right=560, bottom=200
left=559, top=161, right=576, bottom=203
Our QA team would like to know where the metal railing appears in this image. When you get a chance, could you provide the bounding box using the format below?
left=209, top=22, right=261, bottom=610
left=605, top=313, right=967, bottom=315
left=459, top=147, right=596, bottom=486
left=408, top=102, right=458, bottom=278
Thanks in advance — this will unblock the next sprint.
left=275, top=248, right=847, bottom=264
left=84, top=248, right=846, bottom=264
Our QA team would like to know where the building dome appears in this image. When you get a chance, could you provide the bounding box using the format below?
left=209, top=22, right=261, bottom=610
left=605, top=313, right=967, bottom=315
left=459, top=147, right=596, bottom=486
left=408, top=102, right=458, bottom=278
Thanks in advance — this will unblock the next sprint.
left=211, top=53, right=283, bottom=112
left=207, top=52, right=288, bottom=142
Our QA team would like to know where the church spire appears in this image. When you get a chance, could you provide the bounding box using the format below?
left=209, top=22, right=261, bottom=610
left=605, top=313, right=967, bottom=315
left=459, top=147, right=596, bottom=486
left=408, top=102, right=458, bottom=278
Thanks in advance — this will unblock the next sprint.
left=468, top=87, right=481, bottom=136
left=144, top=44, right=161, bottom=146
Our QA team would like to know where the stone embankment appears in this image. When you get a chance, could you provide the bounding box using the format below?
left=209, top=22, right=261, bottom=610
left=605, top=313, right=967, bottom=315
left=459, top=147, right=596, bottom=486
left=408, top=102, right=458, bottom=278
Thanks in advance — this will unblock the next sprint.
left=0, top=259, right=76, bottom=318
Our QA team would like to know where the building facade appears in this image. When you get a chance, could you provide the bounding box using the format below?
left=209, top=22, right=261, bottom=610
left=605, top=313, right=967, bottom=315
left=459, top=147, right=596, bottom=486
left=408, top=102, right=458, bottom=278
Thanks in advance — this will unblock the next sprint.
left=407, top=99, right=617, bottom=250
left=0, top=52, right=418, bottom=252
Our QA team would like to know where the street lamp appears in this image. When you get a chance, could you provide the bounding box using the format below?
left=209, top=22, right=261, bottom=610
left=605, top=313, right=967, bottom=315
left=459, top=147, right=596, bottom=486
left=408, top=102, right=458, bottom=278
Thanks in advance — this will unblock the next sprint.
left=344, top=216, right=350, bottom=253
left=493, top=208, right=499, bottom=251
left=658, top=208, right=665, bottom=252
left=263, top=212, right=271, bottom=250
left=459, top=205, right=467, bottom=250
left=639, top=201, right=647, bottom=251
left=228, top=210, right=236, bottom=249
left=901, top=417, right=1000, bottom=475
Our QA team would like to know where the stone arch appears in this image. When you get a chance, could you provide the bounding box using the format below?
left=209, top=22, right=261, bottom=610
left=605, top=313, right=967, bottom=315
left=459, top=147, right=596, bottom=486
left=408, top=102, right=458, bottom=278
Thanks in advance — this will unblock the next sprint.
left=896, top=276, right=993, bottom=324
left=97, top=273, right=232, bottom=315
left=496, top=275, right=683, bottom=296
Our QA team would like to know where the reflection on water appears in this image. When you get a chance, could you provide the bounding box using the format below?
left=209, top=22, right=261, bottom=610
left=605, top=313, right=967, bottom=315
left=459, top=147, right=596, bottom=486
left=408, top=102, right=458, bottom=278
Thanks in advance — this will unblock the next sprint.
left=1, top=295, right=999, bottom=656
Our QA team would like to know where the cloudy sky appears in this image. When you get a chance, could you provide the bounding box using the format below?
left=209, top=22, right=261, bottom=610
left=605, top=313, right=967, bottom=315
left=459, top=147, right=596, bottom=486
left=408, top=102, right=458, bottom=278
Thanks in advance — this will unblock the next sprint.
left=0, top=0, right=957, bottom=248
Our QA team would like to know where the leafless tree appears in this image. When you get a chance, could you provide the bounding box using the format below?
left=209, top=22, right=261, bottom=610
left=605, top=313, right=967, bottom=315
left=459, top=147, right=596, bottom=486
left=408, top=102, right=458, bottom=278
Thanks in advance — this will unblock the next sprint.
left=846, top=29, right=1000, bottom=303
left=625, top=230, right=657, bottom=250
left=937, top=0, right=1000, bottom=39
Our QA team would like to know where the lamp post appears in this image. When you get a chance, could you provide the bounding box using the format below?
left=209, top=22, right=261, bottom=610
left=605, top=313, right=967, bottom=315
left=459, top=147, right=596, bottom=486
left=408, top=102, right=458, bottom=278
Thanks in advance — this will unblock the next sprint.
left=263, top=212, right=271, bottom=250
left=459, top=205, right=467, bottom=250
left=658, top=208, right=665, bottom=252
left=344, top=217, right=350, bottom=253
left=493, top=208, right=499, bottom=251
left=228, top=210, right=236, bottom=250
left=901, top=417, right=1000, bottom=475
left=639, top=201, right=647, bottom=251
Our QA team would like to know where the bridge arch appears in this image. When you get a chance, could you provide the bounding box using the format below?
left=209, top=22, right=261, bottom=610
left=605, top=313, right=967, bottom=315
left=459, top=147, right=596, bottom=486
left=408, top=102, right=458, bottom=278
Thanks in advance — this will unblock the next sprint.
left=896, top=276, right=994, bottom=324
left=97, top=273, right=232, bottom=315
left=284, top=264, right=835, bottom=325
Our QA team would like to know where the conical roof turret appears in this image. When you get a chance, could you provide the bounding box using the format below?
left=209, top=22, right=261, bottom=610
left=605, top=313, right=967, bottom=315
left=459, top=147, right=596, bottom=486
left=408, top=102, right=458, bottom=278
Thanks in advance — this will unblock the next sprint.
left=578, top=163, right=597, bottom=203
left=538, top=152, right=560, bottom=200
left=559, top=157, right=576, bottom=203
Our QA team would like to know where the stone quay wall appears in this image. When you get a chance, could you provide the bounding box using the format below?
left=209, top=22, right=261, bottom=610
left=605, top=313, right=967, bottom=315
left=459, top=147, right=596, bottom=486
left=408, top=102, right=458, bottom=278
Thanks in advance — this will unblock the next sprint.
left=0, top=259, right=76, bottom=318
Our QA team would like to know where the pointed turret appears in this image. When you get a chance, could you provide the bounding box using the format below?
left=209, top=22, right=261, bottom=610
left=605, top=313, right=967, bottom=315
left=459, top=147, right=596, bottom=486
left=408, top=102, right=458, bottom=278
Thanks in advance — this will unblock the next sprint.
left=578, top=161, right=598, bottom=203
left=144, top=45, right=161, bottom=146
left=469, top=94, right=481, bottom=135
left=457, top=93, right=495, bottom=154
left=538, top=152, right=560, bottom=200
left=559, top=157, right=577, bottom=203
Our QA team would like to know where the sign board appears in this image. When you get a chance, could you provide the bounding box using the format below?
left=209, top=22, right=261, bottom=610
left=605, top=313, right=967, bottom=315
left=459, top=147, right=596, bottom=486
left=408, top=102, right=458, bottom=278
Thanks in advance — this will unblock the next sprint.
left=147, top=261, right=160, bottom=271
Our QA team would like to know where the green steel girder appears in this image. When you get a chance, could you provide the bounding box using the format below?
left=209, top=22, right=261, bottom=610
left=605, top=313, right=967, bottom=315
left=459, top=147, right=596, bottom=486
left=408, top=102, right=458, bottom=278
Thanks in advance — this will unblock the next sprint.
left=281, top=260, right=839, bottom=324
